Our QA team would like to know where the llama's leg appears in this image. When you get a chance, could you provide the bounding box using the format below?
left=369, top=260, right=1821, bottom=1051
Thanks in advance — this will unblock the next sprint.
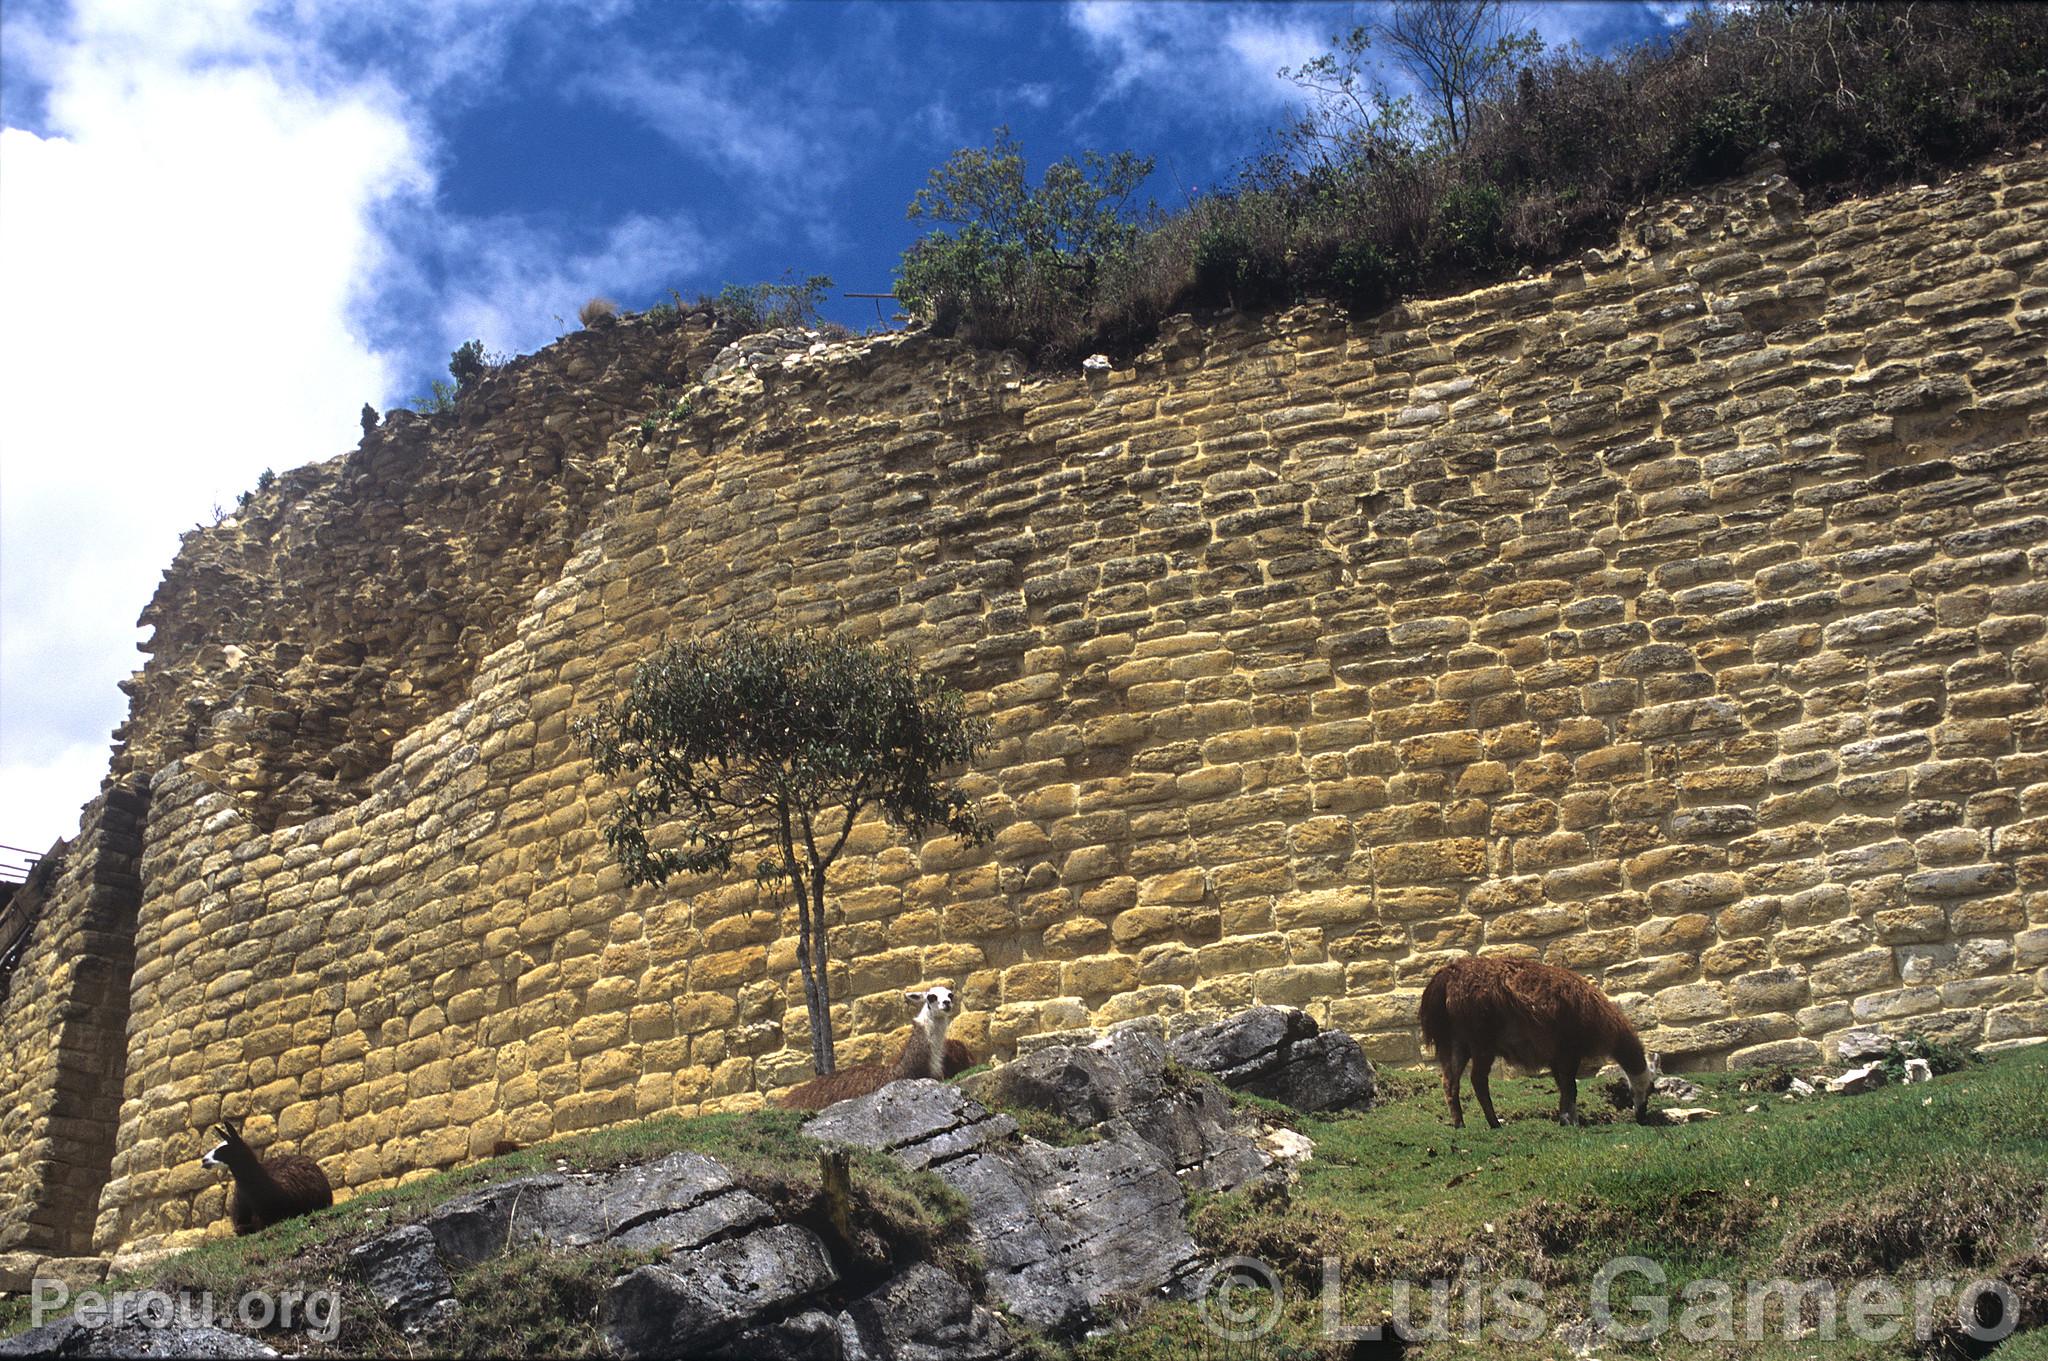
left=1440, top=1044, right=1469, bottom=1128
left=1471, top=1052, right=1502, bottom=1129
left=1554, top=1065, right=1579, bottom=1126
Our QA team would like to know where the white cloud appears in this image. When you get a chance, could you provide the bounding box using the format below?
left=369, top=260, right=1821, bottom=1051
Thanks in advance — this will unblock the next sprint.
left=419, top=209, right=710, bottom=362
left=1, top=2, right=427, bottom=852
left=1066, top=1, right=1330, bottom=116
left=576, top=55, right=823, bottom=187
left=0, top=1, right=716, bottom=855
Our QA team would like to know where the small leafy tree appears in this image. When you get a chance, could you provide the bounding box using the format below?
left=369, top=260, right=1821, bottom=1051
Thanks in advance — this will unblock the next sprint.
left=895, top=126, right=1153, bottom=356
left=449, top=339, right=490, bottom=388
left=577, top=627, right=990, bottom=1075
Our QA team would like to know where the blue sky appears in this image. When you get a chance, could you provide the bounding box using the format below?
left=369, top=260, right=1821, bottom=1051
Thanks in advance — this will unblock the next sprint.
left=0, top=0, right=1686, bottom=858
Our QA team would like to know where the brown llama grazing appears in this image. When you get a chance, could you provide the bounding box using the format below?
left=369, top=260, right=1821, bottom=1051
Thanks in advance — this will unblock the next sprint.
left=777, top=985, right=971, bottom=1112
left=1420, top=956, right=1653, bottom=1128
left=201, top=1119, right=333, bottom=1234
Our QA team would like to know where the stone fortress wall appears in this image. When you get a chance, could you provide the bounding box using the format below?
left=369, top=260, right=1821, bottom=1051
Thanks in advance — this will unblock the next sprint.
left=2, top=150, right=2044, bottom=1262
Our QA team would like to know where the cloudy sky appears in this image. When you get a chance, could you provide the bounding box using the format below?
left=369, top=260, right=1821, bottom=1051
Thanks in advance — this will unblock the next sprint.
left=0, top=0, right=1684, bottom=864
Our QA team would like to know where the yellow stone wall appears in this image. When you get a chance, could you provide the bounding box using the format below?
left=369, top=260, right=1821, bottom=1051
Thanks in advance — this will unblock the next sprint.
left=54, top=153, right=2048, bottom=1255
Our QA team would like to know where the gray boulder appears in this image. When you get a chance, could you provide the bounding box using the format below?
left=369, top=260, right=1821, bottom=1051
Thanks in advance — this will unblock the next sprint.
left=837, top=1262, right=1012, bottom=1361
left=347, top=1223, right=456, bottom=1334
left=1167, top=1006, right=1376, bottom=1111
left=414, top=1151, right=768, bottom=1266
left=0, top=1319, right=279, bottom=1357
left=805, top=1076, right=1221, bottom=1334
left=971, top=1023, right=1268, bottom=1191
left=602, top=1222, right=839, bottom=1358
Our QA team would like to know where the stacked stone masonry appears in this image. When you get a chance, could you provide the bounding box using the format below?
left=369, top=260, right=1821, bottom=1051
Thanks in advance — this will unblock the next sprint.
left=10, top=154, right=2048, bottom=1259
left=0, top=784, right=147, bottom=1256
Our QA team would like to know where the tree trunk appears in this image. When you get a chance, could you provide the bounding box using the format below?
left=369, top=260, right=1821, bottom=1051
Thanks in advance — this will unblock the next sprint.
left=808, top=865, right=837, bottom=1072
left=780, top=815, right=831, bottom=1076
left=790, top=875, right=828, bottom=1075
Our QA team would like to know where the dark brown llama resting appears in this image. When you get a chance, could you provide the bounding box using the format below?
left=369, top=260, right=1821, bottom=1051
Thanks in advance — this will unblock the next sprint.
left=200, top=1119, right=333, bottom=1234
left=776, top=985, right=972, bottom=1112
left=1420, top=956, right=1653, bottom=1128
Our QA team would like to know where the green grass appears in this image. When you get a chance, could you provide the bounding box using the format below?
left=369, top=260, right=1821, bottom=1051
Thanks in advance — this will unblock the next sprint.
left=1082, top=1045, right=2048, bottom=1361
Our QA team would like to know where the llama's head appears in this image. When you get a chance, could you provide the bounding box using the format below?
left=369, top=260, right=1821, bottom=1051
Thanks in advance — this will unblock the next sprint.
left=1628, top=1050, right=1658, bottom=1124
left=905, top=985, right=957, bottom=1030
left=901, top=982, right=954, bottom=1015
left=200, top=1121, right=243, bottom=1171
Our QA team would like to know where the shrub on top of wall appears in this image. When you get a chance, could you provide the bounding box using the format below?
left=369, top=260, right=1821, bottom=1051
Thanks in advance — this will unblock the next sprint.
left=896, top=2, right=2048, bottom=368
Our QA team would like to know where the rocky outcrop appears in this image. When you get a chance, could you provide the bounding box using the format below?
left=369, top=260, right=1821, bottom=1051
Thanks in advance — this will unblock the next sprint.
left=333, top=1147, right=1014, bottom=1360
left=1167, top=1005, right=1377, bottom=1112
left=0, top=1319, right=277, bottom=1358
left=805, top=1012, right=1345, bottom=1335
left=9, top=1009, right=1369, bottom=1357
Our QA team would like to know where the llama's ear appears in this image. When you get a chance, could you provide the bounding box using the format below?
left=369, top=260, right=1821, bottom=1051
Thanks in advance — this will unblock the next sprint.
left=1647, top=1050, right=1664, bottom=1076
left=905, top=991, right=923, bottom=1011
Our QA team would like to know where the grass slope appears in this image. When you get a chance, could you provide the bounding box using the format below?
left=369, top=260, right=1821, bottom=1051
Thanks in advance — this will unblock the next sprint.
left=1090, top=1046, right=2048, bottom=1361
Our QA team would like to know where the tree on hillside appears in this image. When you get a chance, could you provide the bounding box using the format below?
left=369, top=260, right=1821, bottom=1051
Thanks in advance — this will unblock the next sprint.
left=895, top=126, right=1153, bottom=354
left=576, top=627, right=990, bottom=1075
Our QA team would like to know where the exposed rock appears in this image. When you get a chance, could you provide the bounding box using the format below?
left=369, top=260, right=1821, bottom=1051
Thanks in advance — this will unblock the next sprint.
left=1832, top=1027, right=1897, bottom=1065
left=836, top=1262, right=1013, bottom=1361
left=1827, top=1063, right=1886, bottom=1094
left=411, top=1151, right=766, bottom=1267
left=1657, top=1107, right=1720, bottom=1124
left=0, top=1319, right=278, bottom=1358
left=968, top=1021, right=1269, bottom=1189
left=1258, top=1128, right=1317, bottom=1163
left=1605, top=1071, right=1706, bottom=1108
left=1903, top=1057, right=1933, bottom=1084
left=347, top=1223, right=455, bottom=1334
left=1167, top=1006, right=1376, bottom=1111
left=806, top=1074, right=1223, bottom=1334
left=602, top=1223, right=839, bottom=1358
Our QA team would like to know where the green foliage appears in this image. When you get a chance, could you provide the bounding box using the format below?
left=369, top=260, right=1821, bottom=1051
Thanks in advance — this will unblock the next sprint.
left=1878, top=1030, right=1981, bottom=1084
left=914, top=3, right=2048, bottom=369
left=577, top=626, right=988, bottom=888
left=409, top=379, right=459, bottom=414
left=577, top=627, right=990, bottom=1073
left=714, top=271, right=834, bottom=331
left=441, top=1245, right=654, bottom=1358
left=895, top=126, right=1154, bottom=358
left=448, top=339, right=489, bottom=388
left=1430, top=180, right=1506, bottom=271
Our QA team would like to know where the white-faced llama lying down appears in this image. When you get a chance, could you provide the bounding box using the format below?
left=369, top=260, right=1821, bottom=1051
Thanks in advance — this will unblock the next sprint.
left=776, top=985, right=973, bottom=1112
left=1421, top=956, right=1654, bottom=1128
left=201, top=1119, right=333, bottom=1234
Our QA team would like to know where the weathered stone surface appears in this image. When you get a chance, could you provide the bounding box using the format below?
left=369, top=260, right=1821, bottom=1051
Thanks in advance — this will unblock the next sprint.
left=602, top=1223, right=840, bottom=1358
left=1169, top=1006, right=1377, bottom=1111
left=968, top=1019, right=1271, bottom=1190
left=806, top=1070, right=1232, bottom=1334
left=347, top=1223, right=456, bottom=1335
left=836, top=1262, right=1014, bottom=1361
left=0, top=1319, right=278, bottom=1358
